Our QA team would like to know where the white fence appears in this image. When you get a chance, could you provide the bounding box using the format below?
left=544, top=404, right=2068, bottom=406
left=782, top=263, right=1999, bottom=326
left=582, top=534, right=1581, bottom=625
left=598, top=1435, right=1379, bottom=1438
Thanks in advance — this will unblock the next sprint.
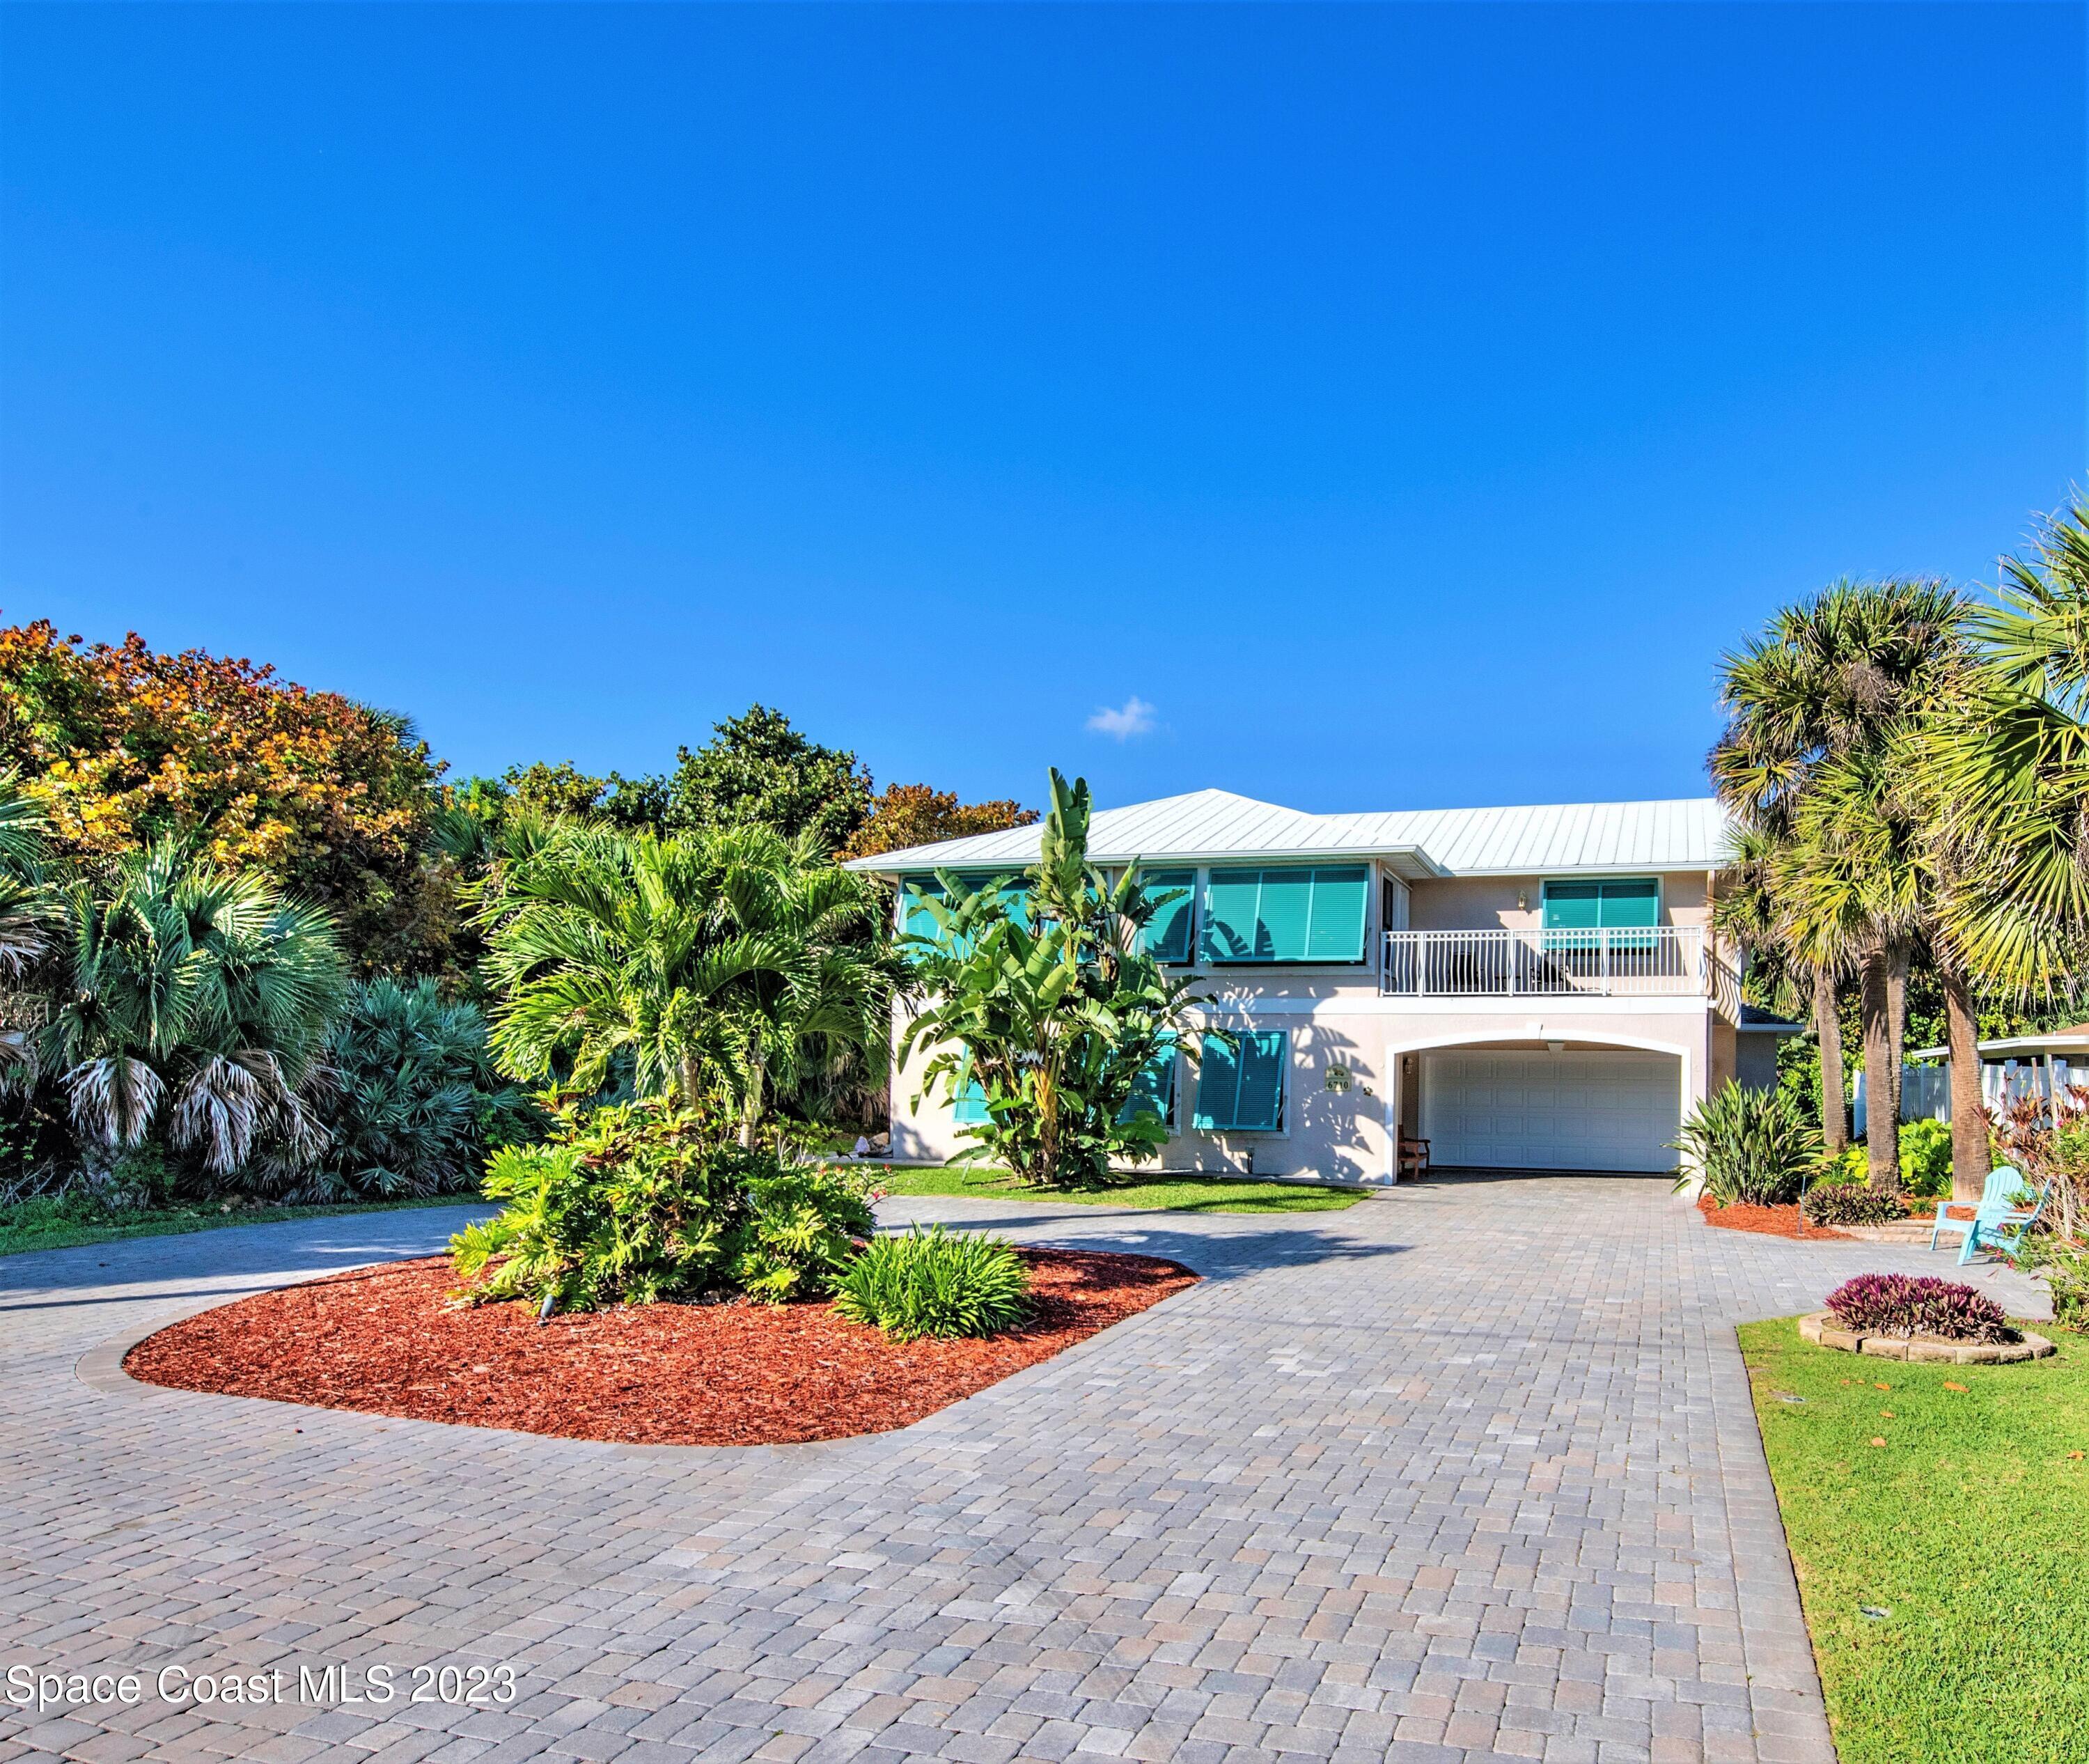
left=1381, top=926, right=1706, bottom=997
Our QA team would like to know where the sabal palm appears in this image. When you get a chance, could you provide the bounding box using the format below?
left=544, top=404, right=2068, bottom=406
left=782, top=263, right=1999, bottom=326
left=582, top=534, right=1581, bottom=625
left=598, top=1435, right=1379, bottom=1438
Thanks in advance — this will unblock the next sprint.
left=482, top=822, right=900, bottom=1144
left=1710, top=822, right=1849, bottom=1153
left=0, top=771, right=57, bottom=1089
left=1925, top=499, right=2089, bottom=996
left=1712, top=577, right=1967, bottom=1189
left=36, top=842, right=345, bottom=1177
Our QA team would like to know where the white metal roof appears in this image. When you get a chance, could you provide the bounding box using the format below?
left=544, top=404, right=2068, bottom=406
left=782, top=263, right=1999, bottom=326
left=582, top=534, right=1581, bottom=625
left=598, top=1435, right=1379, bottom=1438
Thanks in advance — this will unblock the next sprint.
left=846, top=788, right=1730, bottom=879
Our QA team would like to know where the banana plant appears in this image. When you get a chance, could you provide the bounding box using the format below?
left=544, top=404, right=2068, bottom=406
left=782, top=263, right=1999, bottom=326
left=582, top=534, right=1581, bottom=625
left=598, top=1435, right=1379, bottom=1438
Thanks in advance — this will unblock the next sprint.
left=898, top=769, right=1213, bottom=1188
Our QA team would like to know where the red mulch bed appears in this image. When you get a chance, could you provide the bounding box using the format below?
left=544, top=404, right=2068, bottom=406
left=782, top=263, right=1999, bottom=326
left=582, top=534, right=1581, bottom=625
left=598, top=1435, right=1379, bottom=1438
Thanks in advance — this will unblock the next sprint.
left=1696, top=1194, right=1970, bottom=1240
left=1696, top=1194, right=1849, bottom=1240
left=123, top=1247, right=1198, bottom=1446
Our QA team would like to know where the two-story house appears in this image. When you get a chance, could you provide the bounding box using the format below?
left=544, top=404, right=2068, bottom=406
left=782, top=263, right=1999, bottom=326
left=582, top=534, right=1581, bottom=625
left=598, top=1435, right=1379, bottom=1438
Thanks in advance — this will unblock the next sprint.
left=848, top=789, right=1795, bottom=1183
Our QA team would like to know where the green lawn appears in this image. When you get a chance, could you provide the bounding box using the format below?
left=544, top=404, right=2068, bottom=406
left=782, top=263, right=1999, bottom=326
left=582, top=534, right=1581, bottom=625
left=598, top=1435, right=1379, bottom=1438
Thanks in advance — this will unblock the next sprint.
left=0, top=1192, right=481, bottom=1258
left=873, top=1165, right=1370, bottom=1213
left=1739, top=1316, right=2089, bottom=1764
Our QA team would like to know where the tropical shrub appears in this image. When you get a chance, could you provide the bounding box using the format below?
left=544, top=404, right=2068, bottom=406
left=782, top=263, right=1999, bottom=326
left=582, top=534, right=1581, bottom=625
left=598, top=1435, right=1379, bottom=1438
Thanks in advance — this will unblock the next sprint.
left=2017, top=1235, right=2089, bottom=1330
left=1824, top=1272, right=2016, bottom=1343
left=448, top=1100, right=872, bottom=1313
left=831, top=1225, right=1032, bottom=1341
left=900, top=770, right=1210, bottom=1189
left=1895, top=1118, right=1953, bottom=1197
left=1674, top=1081, right=1828, bottom=1206
left=1801, top=1183, right=1907, bottom=1228
left=318, top=978, right=539, bottom=1199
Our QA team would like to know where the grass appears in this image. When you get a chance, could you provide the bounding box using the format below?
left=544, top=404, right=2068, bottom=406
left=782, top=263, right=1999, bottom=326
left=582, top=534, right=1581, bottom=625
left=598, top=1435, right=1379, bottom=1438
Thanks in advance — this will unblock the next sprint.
left=1739, top=1316, right=2089, bottom=1764
left=873, top=1164, right=1369, bottom=1213
left=0, top=1192, right=482, bottom=1258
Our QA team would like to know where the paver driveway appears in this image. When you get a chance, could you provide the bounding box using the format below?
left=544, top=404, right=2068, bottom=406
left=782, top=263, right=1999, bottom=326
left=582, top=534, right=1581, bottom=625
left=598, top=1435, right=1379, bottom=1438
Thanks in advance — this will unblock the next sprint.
left=1, top=1178, right=2045, bottom=1764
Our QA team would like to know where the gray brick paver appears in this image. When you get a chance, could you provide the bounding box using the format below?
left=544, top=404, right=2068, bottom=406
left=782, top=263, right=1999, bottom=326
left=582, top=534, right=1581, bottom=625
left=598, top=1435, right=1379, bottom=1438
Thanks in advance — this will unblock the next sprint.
left=8, top=1181, right=2043, bottom=1762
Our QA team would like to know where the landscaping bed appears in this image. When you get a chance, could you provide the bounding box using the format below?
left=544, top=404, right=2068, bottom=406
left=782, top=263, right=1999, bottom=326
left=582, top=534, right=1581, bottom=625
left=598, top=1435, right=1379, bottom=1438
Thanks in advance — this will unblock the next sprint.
left=1696, top=1194, right=1848, bottom=1239
left=1695, top=1194, right=1966, bottom=1242
left=124, top=1245, right=1198, bottom=1445
left=1741, top=1317, right=2089, bottom=1764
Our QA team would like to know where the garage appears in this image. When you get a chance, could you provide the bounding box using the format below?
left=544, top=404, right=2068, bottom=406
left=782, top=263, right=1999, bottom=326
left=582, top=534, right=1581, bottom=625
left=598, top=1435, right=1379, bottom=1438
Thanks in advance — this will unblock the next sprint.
left=1419, top=1048, right=1681, bottom=1173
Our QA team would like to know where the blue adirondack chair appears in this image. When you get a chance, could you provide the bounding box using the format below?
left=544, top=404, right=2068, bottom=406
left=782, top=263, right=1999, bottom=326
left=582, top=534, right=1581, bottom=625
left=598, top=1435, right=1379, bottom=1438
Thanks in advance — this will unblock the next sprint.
left=1959, top=1175, right=2053, bottom=1267
left=1929, top=1164, right=2025, bottom=1252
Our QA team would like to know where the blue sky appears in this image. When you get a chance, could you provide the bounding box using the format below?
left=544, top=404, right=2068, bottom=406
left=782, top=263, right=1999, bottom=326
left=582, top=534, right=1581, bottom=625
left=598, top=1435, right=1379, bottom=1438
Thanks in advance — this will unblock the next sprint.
left=2, top=3, right=2081, bottom=815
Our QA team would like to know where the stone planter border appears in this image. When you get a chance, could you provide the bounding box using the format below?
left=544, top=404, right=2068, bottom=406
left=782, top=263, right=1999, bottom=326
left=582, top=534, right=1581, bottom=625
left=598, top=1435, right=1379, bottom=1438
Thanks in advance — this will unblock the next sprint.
left=1799, top=1310, right=2056, bottom=1364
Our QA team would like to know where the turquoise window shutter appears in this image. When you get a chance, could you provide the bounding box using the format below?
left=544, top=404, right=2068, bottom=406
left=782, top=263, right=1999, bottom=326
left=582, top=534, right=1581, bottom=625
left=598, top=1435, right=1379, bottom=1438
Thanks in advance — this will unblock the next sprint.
left=1304, top=866, right=1369, bottom=961
left=1255, top=870, right=1313, bottom=960
left=1203, top=866, right=1370, bottom=965
left=900, top=876, right=944, bottom=942
left=1597, top=879, right=1659, bottom=927
left=1192, top=1033, right=1240, bottom=1129
left=1203, top=869, right=1263, bottom=962
left=1233, top=1031, right=1287, bottom=1130
left=1193, top=1031, right=1288, bottom=1130
left=1139, top=869, right=1196, bottom=963
left=1119, top=1038, right=1178, bottom=1125
left=953, top=1068, right=990, bottom=1123
left=1542, top=880, right=1602, bottom=929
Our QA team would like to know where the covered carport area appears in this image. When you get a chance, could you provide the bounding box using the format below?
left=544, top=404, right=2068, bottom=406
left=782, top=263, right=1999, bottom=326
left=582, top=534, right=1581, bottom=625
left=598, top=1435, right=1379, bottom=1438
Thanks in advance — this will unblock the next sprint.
left=1386, top=1031, right=1698, bottom=1176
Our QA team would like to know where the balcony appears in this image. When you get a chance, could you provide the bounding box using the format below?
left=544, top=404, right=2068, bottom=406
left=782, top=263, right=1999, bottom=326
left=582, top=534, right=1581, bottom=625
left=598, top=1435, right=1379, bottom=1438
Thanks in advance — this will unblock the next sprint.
left=1381, top=926, right=1709, bottom=998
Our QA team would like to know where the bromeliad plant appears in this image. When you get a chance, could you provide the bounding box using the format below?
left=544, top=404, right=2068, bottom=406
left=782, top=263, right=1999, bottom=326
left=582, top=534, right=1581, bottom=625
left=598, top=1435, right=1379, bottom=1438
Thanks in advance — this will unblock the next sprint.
left=898, top=770, right=1212, bottom=1189
left=449, top=1098, right=873, bottom=1313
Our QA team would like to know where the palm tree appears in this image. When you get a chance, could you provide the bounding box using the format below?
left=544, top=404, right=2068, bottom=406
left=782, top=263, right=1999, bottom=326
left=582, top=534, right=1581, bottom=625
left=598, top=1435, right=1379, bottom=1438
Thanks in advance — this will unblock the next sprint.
left=480, top=822, right=902, bottom=1146
left=1712, top=578, right=1969, bottom=1192
left=34, top=842, right=345, bottom=1182
left=1710, top=822, right=1848, bottom=1154
left=0, top=772, right=57, bottom=1095
left=1926, top=499, right=2089, bottom=997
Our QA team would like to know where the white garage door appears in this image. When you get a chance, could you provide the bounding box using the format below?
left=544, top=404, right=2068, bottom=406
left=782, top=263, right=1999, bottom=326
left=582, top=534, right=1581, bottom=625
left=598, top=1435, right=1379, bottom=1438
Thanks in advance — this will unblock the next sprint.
left=1421, top=1049, right=1680, bottom=1173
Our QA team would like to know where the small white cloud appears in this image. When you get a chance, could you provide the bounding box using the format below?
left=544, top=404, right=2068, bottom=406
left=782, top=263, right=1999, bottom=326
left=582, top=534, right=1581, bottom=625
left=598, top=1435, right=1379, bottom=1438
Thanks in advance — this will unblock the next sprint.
left=1086, top=695, right=1157, bottom=740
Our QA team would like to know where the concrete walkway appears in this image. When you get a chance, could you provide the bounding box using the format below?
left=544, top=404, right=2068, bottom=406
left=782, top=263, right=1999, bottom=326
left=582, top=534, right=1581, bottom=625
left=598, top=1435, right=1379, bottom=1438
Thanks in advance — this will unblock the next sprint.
left=0, top=1180, right=2044, bottom=1764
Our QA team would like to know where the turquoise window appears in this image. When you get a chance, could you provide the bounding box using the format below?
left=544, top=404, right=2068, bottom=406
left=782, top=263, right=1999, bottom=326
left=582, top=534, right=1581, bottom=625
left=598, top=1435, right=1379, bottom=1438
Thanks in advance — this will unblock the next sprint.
left=900, top=873, right=1031, bottom=946
left=1543, top=879, right=1659, bottom=949
left=1137, top=869, right=1196, bottom=963
left=1119, top=1038, right=1178, bottom=1127
left=953, top=1073, right=990, bottom=1123
left=1200, top=866, right=1370, bottom=964
left=1193, top=1031, right=1288, bottom=1132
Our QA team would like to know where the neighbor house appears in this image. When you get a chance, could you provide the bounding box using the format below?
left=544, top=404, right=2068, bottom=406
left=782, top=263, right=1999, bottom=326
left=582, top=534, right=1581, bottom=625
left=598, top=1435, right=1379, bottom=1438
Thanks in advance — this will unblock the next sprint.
left=848, top=789, right=1795, bottom=1183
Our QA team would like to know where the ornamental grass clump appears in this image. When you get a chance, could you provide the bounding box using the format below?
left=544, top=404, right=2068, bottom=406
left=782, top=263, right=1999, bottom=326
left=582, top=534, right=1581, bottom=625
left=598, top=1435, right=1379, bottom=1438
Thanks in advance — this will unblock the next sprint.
left=831, top=1225, right=1032, bottom=1341
left=1824, top=1272, right=2017, bottom=1343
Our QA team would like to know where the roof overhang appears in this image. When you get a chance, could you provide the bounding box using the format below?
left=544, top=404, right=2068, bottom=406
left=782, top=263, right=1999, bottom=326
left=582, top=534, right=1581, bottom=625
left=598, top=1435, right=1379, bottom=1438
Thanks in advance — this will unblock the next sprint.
left=1908, top=1035, right=2089, bottom=1061
left=849, top=844, right=1450, bottom=880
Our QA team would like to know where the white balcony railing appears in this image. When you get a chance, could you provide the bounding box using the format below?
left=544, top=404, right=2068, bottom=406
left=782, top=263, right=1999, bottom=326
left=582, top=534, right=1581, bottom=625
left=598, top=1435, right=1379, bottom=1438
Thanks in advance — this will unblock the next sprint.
left=1381, top=926, right=1707, bottom=998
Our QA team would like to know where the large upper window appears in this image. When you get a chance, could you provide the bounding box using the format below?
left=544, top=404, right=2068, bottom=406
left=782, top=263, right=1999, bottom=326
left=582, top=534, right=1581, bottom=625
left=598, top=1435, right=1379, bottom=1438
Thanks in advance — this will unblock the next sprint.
left=1201, top=866, right=1370, bottom=964
left=1193, top=1030, right=1288, bottom=1132
left=900, top=873, right=1031, bottom=945
left=1136, top=869, right=1196, bottom=964
left=1542, top=878, right=1659, bottom=951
